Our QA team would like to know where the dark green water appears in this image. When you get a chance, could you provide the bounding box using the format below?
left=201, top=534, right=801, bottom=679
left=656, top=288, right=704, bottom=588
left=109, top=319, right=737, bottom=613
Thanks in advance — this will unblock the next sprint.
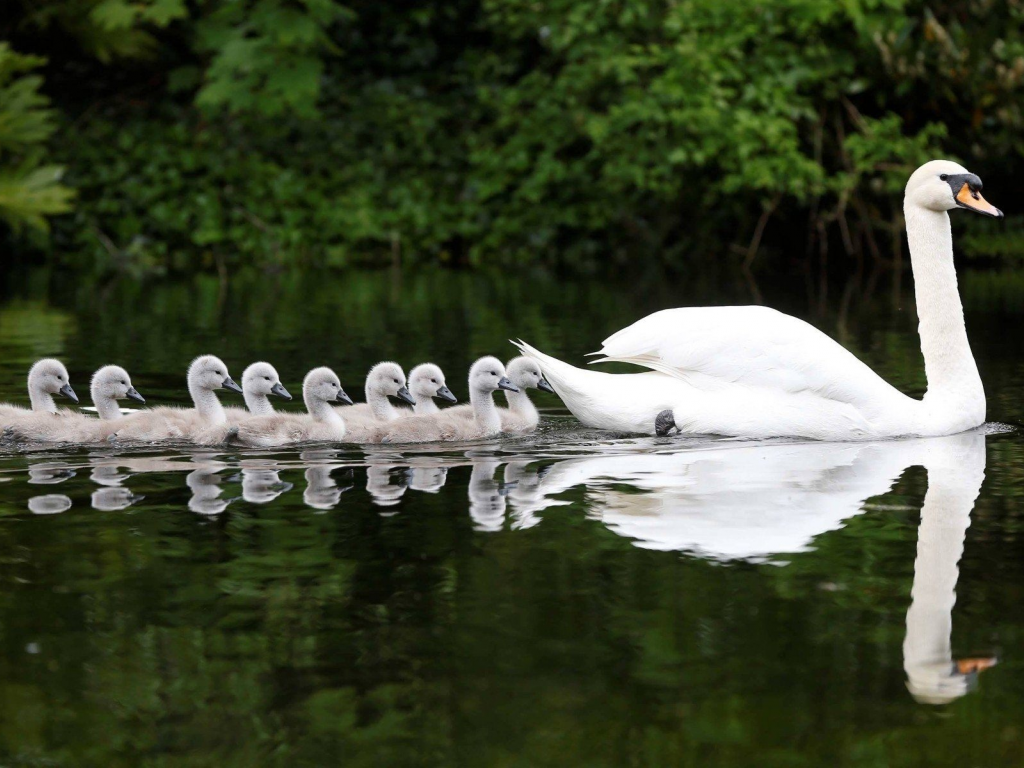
left=1, top=266, right=1023, bottom=767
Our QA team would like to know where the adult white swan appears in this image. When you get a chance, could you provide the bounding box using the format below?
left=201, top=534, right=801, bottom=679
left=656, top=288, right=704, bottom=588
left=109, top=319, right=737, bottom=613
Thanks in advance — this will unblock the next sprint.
left=516, top=160, right=1002, bottom=439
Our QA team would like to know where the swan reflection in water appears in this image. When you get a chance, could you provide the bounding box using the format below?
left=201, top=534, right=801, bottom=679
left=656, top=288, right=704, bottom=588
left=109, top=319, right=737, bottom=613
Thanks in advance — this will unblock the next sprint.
left=517, top=432, right=994, bottom=704
left=13, top=430, right=995, bottom=702
left=185, top=456, right=235, bottom=516
left=235, top=459, right=293, bottom=504
left=301, top=450, right=352, bottom=511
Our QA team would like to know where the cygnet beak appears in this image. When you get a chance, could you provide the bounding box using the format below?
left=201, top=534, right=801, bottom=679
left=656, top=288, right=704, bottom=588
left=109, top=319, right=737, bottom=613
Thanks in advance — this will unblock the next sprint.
left=436, top=385, right=457, bottom=403
left=497, top=377, right=519, bottom=393
left=222, top=377, right=244, bottom=394
left=537, top=377, right=555, bottom=393
left=335, top=389, right=354, bottom=406
left=59, top=383, right=79, bottom=403
left=396, top=385, right=416, bottom=406
left=126, top=386, right=146, bottom=404
left=270, top=382, right=292, bottom=400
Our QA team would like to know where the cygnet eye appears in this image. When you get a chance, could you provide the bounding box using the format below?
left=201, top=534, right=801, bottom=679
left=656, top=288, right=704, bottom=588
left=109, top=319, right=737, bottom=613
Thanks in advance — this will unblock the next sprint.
left=265, top=376, right=271, bottom=381
left=431, top=378, right=438, bottom=384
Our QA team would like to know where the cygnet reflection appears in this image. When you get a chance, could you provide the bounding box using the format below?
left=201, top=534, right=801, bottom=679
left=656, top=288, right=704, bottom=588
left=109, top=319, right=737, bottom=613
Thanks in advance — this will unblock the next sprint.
left=236, top=460, right=293, bottom=504
left=28, top=494, right=72, bottom=515
left=468, top=456, right=505, bottom=532
left=28, top=462, right=76, bottom=485
left=186, top=457, right=235, bottom=516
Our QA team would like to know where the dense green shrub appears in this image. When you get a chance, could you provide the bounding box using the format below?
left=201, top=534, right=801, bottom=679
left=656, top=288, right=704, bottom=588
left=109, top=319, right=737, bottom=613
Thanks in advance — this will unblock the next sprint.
left=4, top=0, right=1024, bottom=271
left=0, top=44, right=74, bottom=235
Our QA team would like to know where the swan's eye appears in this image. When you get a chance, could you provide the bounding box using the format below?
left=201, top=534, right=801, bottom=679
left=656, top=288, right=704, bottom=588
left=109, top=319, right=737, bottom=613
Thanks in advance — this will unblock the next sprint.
left=940, top=174, right=948, bottom=181
left=432, top=379, right=438, bottom=384
left=265, top=376, right=271, bottom=381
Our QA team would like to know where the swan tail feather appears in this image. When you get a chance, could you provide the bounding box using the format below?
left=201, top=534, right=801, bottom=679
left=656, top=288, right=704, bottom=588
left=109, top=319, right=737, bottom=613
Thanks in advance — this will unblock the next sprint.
left=588, top=353, right=690, bottom=382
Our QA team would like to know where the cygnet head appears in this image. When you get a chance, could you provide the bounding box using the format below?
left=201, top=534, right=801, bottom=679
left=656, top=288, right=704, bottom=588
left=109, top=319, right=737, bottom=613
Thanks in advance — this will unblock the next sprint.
left=91, top=365, right=145, bottom=405
left=303, top=367, right=355, bottom=411
left=468, top=356, right=518, bottom=394
left=409, top=363, right=457, bottom=404
left=29, top=359, right=78, bottom=404
left=187, top=355, right=242, bottom=395
left=242, top=361, right=291, bottom=401
left=505, top=357, right=554, bottom=393
left=905, top=160, right=1002, bottom=218
left=366, top=362, right=415, bottom=405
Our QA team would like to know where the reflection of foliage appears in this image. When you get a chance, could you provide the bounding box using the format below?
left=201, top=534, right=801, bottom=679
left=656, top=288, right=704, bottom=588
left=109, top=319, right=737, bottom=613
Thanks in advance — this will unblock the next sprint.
left=0, top=44, right=74, bottom=234
left=0, top=271, right=1022, bottom=764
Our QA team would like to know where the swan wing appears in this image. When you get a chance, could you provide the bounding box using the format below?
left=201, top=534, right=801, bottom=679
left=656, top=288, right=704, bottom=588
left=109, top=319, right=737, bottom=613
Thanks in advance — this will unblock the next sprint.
left=593, top=306, right=906, bottom=409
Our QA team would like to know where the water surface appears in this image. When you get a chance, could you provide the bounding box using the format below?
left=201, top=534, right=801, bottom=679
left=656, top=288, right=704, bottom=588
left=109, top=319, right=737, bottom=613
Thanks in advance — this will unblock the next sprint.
left=0, top=266, right=1023, bottom=767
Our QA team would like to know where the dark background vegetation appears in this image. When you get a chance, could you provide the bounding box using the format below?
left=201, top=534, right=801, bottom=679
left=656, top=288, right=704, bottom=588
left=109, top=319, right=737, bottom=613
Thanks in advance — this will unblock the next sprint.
left=2, top=0, right=1024, bottom=274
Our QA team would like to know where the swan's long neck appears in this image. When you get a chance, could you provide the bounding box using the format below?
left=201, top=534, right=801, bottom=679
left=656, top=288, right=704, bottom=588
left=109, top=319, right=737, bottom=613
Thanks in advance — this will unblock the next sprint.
left=471, top=386, right=501, bottom=433
left=308, top=395, right=346, bottom=430
left=29, top=385, right=57, bottom=414
left=905, top=204, right=984, bottom=415
left=92, top=391, right=122, bottom=420
left=414, top=396, right=439, bottom=415
left=244, top=390, right=274, bottom=416
left=504, top=388, right=538, bottom=425
left=189, top=382, right=225, bottom=424
left=367, top=388, right=398, bottom=421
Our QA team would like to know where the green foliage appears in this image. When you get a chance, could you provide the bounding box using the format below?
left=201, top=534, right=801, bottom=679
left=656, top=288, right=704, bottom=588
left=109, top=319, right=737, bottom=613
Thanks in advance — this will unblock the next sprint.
left=193, top=0, right=352, bottom=117
left=5, top=0, right=1024, bottom=268
left=0, top=45, right=74, bottom=235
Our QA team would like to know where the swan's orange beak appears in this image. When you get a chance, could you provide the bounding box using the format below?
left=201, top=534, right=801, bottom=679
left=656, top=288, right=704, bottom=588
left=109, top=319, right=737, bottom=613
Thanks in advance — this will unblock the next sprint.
left=956, top=183, right=1003, bottom=218
left=956, top=656, right=998, bottom=675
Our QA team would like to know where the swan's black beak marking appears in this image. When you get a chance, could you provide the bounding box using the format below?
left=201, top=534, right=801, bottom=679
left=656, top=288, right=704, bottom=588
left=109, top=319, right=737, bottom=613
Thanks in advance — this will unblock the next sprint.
left=396, top=386, right=416, bottom=406
left=59, top=383, right=78, bottom=404
left=222, top=377, right=243, bottom=394
left=335, top=389, right=354, bottom=406
left=948, top=173, right=1003, bottom=218
left=537, top=378, right=555, bottom=394
left=126, top=387, right=146, bottom=404
left=271, top=382, right=292, bottom=400
left=497, top=377, right=519, bottom=393
left=436, top=385, right=457, bottom=403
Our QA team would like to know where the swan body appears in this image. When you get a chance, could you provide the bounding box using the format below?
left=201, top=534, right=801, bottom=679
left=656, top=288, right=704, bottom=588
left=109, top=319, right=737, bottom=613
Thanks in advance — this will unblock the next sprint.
left=449, top=356, right=553, bottom=433
left=228, top=367, right=354, bottom=447
left=336, top=362, right=415, bottom=431
left=5, top=365, right=145, bottom=443
left=517, top=160, right=1001, bottom=440
left=111, top=355, right=242, bottom=442
left=0, top=359, right=79, bottom=426
left=375, top=357, right=519, bottom=443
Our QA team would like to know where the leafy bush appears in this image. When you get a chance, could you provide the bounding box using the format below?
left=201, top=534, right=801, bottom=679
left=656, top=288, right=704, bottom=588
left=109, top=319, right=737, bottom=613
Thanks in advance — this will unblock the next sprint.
left=0, top=44, right=74, bottom=235
left=4, top=0, right=1024, bottom=270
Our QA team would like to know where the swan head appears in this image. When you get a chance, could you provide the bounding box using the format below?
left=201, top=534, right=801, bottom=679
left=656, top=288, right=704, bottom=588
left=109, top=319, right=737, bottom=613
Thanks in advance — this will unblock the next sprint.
left=366, top=362, right=415, bottom=405
left=469, top=356, right=519, bottom=394
left=303, top=367, right=354, bottom=409
left=906, top=160, right=1002, bottom=218
left=242, top=361, right=291, bottom=401
left=29, top=359, right=77, bottom=404
left=91, top=365, right=145, bottom=405
left=409, top=363, right=457, bottom=404
left=188, top=355, right=242, bottom=394
left=506, top=356, right=554, bottom=393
